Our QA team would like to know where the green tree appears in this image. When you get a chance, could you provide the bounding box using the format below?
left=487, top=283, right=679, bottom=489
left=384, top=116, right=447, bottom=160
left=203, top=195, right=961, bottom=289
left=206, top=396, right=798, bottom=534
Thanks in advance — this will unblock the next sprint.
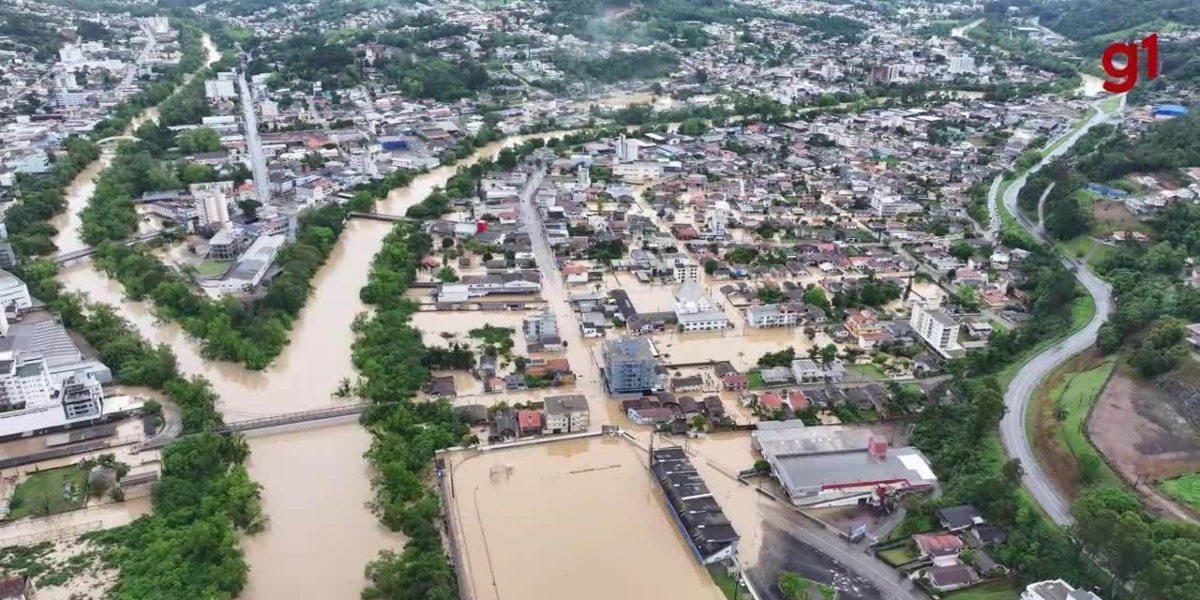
left=176, top=127, right=223, bottom=154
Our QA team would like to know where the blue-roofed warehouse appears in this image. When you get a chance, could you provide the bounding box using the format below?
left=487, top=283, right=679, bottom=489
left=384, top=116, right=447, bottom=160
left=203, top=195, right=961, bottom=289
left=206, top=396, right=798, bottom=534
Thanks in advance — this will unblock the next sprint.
left=1153, top=104, right=1189, bottom=118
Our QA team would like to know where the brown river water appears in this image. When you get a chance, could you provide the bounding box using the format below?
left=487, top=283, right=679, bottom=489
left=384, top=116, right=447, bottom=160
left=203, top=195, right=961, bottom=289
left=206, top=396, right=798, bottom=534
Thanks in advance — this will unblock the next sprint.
left=52, top=64, right=603, bottom=598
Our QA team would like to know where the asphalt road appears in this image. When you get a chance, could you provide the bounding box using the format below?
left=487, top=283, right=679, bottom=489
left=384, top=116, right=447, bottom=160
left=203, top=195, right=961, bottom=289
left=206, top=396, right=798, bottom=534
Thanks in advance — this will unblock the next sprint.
left=995, top=96, right=1121, bottom=526
left=236, top=71, right=272, bottom=205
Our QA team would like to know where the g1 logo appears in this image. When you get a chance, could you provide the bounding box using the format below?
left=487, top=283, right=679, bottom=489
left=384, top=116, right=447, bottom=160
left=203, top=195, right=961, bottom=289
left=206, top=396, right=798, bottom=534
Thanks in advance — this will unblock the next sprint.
left=1102, top=33, right=1159, bottom=94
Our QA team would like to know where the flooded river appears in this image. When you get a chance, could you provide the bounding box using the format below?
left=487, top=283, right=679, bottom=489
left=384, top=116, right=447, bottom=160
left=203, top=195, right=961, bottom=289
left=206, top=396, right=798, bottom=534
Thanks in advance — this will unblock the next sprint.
left=54, top=114, right=592, bottom=598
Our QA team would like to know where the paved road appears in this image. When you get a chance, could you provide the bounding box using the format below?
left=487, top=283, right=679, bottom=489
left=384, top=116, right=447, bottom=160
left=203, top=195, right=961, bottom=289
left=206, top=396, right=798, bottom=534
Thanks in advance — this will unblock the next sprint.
left=236, top=70, right=272, bottom=205
left=995, top=96, right=1122, bottom=525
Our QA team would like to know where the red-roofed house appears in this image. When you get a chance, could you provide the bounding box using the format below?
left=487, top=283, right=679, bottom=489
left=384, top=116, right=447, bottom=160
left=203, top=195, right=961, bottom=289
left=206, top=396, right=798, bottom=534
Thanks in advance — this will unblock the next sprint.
left=914, top=533, right=965, bottom=567
left=562, top=263, right=588, bottom=284
left=518, top=410, right=542, bottom=436
left=788, top=390, right=809, bottom=411
left=759, top=391, right=783, bottom=410
left=723, top=374, right=749, bottom=391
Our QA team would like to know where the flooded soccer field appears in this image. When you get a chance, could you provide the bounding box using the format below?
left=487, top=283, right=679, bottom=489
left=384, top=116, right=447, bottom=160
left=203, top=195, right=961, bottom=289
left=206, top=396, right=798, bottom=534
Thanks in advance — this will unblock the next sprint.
left=446, top=435, right=726, bottom=600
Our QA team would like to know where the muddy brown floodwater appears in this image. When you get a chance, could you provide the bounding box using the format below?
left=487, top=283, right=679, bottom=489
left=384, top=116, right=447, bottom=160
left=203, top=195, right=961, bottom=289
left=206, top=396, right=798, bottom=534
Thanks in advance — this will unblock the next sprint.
left=53, top=121, right=590, bottom=599
left=447, top=436, right=726, bottom=600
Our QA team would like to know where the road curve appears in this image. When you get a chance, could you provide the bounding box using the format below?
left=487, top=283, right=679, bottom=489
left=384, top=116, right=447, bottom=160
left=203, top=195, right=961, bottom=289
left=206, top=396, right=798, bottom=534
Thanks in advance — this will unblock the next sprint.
left=995, top=96, right=1121, bottom=526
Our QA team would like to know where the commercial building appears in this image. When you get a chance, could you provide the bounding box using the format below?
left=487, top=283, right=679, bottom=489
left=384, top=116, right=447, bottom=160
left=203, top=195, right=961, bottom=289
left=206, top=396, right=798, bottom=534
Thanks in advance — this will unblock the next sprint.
left=523, top=309, right=558, bottom=342
left=1021, top=580, right=1102, bottom=600
left=201, top=234, right=285, bottom=296
left=745, top=304, right=798, bottom=328
left=672, top=257, right=701, bottom=284
left=205, top=73, right=237, bottom=100
left=0, top=270, right=32, bottom=312
left=458, top=272, right=541, bottom=296
left=612, top=162, right=663, bottom=183
left=752, top=421, right=937, bottom=508
left=542, top=394, right=589, bottom=434
left=871, top=193, right=922, bottom=216
left=910, top=298, right=961, bottom=357
left=602, top=336, right=658, bottom=395
left=651, top=447, right=740, bottom=565
left=615, top=134, right=639, bottom=162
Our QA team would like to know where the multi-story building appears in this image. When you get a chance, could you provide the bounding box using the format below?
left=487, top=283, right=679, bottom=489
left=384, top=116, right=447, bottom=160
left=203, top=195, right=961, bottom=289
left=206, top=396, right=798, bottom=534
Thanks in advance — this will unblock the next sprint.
left=746, top=304, right=798, bottom=328
left=674, top=282, right=729, bottom=332
left=542, top=394, right=589, bottom=434
left=523, top=310, right=558, bottom=342
left=872, top=193, right=923, bottom=216
left=0, top=224, right=17, bottom=270
left=615, top=134, right=639, bottom=162
left=910, top=298, right=961, bottom=356
left=612, top=162, right=663, bottom=183
left=672, top=257, right=701, bottom=284
left=207, top=226, right=244, bottom=261
left=602, top=336, right=658, bottom=395
left=191, top=182, right=231, bottom=229
left=205, top=76, right=237, bottom=101
left=707, top=200, right=729, bottom=239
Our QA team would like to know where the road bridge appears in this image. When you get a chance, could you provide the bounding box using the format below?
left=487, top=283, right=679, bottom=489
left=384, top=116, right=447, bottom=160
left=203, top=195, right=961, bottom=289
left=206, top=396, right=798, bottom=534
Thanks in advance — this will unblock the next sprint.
left=53, top=231, right=166, bottom=265
left=344, top=211, right=417, bottom=223
left=95, top=135, right=139, bottom=146
left=136, top=403, right=370, bottom=451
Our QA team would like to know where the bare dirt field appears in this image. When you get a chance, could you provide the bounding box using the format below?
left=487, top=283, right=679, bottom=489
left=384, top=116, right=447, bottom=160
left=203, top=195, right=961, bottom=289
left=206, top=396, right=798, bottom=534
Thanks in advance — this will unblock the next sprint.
left=1089, top=361, right=1200, bottom=521
left=1091, top=200, right=1145, bottom=232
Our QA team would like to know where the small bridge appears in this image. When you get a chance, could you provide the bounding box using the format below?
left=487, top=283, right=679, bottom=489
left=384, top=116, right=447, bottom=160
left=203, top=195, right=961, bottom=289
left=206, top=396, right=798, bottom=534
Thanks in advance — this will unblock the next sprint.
left=136, top=403, right=369, bottom=451
left=54, top=231, right=166, bottom=265
left=96, top=135, right=138, bottom=146
left=345, top=211, right=418, bottom=223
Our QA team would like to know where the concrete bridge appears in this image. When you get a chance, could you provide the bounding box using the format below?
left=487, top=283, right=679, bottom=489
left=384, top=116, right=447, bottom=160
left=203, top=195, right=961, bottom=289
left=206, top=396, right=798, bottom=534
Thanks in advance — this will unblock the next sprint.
left=344, top=211, right=418, bottom=224
left=54, top=231, right=166, bottom=265
left=95, top=135, right=138, bottom=146
left=136, top=403, right=370, bottom=451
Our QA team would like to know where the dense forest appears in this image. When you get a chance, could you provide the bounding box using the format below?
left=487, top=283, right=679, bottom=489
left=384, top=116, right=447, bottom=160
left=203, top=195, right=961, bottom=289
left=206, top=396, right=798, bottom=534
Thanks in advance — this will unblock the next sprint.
left=0, top=9, right=69, bottom=61
left=1030, top=0, right=1200, bottom=41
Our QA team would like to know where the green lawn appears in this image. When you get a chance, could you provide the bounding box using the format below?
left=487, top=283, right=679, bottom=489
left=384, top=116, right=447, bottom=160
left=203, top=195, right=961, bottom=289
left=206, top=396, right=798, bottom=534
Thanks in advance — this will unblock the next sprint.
left=1098, top=95, right=1123, bottom=114
left=748, top=370, right=765, bottom=390
left=848, top=363, right=886, bottom=380
left=6, top=467, right=89, bottom=521
left=779, top=572, right=837, bottom=600
left=709, top=566, right=743, bottom=600
left=194, top=260, right=231, bottom=277
left=945, top=581, right=1021, bottom=600
left=1026, top=357, right=1123, bottom=489
left=1058, top=235, right=1094, bottom=259
left=1159, top=474, right=1200, bottom=511
left=878, top=545, right=918, bottom=566
left=996, top=294, right=1097, bottom=385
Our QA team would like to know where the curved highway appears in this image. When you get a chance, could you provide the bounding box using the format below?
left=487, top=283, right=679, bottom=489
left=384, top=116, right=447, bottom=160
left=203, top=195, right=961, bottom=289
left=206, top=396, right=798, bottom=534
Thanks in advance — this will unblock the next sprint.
left=995, top=96, right=1121, bottom=525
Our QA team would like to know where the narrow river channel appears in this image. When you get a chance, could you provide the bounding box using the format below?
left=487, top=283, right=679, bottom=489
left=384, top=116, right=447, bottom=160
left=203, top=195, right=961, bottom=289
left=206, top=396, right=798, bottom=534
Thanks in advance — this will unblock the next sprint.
left=54, top=79, right=585, bottom=598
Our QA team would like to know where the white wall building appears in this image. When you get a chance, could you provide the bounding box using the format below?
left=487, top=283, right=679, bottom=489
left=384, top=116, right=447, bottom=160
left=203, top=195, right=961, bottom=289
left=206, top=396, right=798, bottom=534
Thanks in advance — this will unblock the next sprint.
left=673, top=258, right=701, bottom=284
left=0, top=270, right=32, bottom=312
left=1021, top=580, right=1101, bottom=600
left=191, top=182, right=231, bottom=229
left=872, top=193, right=923, bottom=216
left=674, top=282, right=729, bottom=332
left=205, top=78, right=237, bottom=100
left=910, top=298, right=961, bottom=356
left=707, top=200, right=729, bottom=239
left=612, top=162, right=662, bottom=183
left=746, top=304, right=798, bottom=328
left=949, top=55, right=976, bottom=74
left=616, top=134, right=639, bottom=163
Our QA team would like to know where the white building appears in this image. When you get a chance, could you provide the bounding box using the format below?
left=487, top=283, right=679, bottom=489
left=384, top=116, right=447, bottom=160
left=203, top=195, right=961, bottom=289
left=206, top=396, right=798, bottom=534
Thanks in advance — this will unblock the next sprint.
left=910, top=298, right=961, bottom=356
left=948, top=55, right=976, bottom=75
left=144, top=16, right=171, bottom=36
left=674, top=282, right=729, bottom=332
left=260, top=99, right=280, bottom=120
left=0, top=270, right=32, bottom=312
left=1021, top=580, right=1101, bottom=600
left=612, top=162, right=662, bottom=183
left=192, top=183, right=231, bottom=229
left=707, top=200, right=730, bottom=239
left=56, top=90, right=93, bottom=107
left=872, top=193, right=923, bottom=216
left=746, top=304, right=798, bottom=328
left=790, top=359, right=825, bottom=383
left=205, top=78, right=237, bottom=100
left=543, top=394, right=589, bottom=434
left=672, top=257, right=701, bottom=284
left=616, top=134, right=639, bottom=163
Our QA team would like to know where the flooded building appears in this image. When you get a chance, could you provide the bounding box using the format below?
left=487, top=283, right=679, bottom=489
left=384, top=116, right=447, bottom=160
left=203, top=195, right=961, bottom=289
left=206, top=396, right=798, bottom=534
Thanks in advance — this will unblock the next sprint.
left=753, top=421, right=937, bottom=508
left=651, top=446, right=740, bottom=564
left=602, top=336, right=658, bottom=395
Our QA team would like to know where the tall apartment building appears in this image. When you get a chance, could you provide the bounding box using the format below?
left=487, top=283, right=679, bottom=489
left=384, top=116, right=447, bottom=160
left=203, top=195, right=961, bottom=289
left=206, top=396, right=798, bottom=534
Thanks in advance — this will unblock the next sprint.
left=523, top=310, right=558, bottom=342
left=615, top=134, right=639, bottom=163
left=910, top=298, right=961, bottom=356
left=191, top=182, right=231, bottom=230
left=602, top=336, right=658, bottom=395
left=672, top=257, right=701, bottom=284
left=707, top=200, right=729, bottom=239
